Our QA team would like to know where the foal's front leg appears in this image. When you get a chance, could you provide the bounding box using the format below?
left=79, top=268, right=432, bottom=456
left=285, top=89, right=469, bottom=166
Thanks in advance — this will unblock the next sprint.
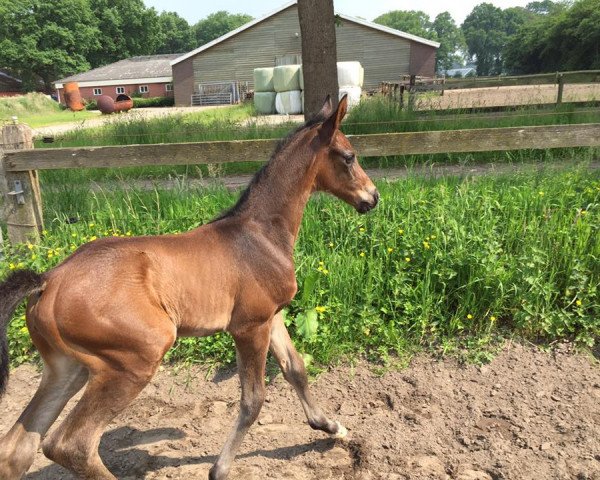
left=209, top=321, right=271, bottom=480
left=269, top=312, right=347, bottom=438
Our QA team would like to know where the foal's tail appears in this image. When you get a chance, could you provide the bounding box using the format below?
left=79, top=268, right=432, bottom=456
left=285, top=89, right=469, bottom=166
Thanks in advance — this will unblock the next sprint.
left=0, top=269, right=44, bottom=397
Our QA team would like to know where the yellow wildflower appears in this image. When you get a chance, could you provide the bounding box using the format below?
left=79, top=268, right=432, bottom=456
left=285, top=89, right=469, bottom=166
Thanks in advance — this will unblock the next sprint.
left=88, top=223, right=95, bottom=228
left=387, top=247, right=394, bottom=253
left=580, top=210, right=587, bottom=216
left=359, top=227, right=365, bottom=233
left=405, top=257, right=411, bottom=262
left=315, top=306, right=327, bottom=313
left=467, top=314, right=473, bottom=319
left=329, top=242, right=334, bottom=248
left=423, top=241, right=430, bottom=250
left=71, top=232, right=77, bottom=238
left=126, top=231, right=132, bottom=236
left=26, top=242, right=33, bottom=250
left=90, top=236, right=97, bottom=241
left=490, top=316, right=497, bottom=322
left=576, top=300, right=582, bottom=306
left=398, top=229, right=404, bottom=235
left=31, top=254, right=37, bottom=260
left=359, top=252, right=365, bottom=257
left=9, top=263, right=16, bottom=270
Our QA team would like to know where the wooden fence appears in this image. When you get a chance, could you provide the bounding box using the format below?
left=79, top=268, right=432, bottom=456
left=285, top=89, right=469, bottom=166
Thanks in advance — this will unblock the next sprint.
left=381, top=69, right=600, bottom=107
left=1, top=122, right=600, bottom=245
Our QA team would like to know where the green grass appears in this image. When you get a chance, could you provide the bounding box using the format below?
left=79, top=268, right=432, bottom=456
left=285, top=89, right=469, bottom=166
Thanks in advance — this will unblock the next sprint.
left=0, top=93, right=99, bottom=128
left=3, top=168, right=599, bottom=366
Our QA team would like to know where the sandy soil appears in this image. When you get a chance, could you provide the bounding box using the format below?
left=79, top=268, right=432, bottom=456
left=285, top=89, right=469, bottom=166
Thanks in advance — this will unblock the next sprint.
left=1, top=343, right=599, bottom=480
left=415, top=84, right=600, bottom=110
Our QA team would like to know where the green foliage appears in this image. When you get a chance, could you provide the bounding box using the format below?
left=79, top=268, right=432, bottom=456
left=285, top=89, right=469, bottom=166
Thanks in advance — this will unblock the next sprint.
left=0, top=0, right=100, bottom=90
left=193, top=11, right=253, bottom=47
left=432, top=12, right=466, bottom=72
left=132, top=96, right=175, bottom=108
left=87, top=0, right=162, bottom=67
left=461, top=3, right=509, bottom=76
left=373, top=10, right=436, bottom=41
left=156, top=11, right=196, bottom=54
left=505, top=0, right=600, bottom=74
left=2, top=170, right=599, bottom=366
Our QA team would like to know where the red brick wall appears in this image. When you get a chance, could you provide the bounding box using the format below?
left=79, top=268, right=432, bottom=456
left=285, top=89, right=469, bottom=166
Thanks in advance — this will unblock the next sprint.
left=172, top=59, right=194, bottom=107
left=409, top=42, right=437, bottom=77
left=56, top=82, right=174, bottom=104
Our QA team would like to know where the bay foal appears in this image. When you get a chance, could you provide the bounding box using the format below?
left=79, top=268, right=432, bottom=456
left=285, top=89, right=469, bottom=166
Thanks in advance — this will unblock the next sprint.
left=0, top=95, right=378, bottom=480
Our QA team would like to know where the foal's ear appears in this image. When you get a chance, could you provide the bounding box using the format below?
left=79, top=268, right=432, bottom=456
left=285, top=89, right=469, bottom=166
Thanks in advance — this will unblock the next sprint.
left=319, top=94, right=348, bottom=145
left=315, top=95, right=333, bottom=120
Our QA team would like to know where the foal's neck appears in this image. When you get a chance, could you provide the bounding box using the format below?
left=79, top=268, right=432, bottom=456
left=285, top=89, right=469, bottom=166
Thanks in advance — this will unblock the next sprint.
left=240, top=131, right=317, bottom=247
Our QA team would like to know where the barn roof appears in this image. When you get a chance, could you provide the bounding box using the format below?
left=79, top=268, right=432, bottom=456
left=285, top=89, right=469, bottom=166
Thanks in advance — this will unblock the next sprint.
left=55, top=54, right=181, bottom=85
left=171, top=1, right=439, bottom=66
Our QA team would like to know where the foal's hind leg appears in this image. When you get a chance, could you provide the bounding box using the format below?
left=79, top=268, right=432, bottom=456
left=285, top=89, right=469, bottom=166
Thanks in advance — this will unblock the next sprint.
left=41, top=364, right=154, bottom=479
left=0, top=348, right=87, bottom=479
left=269, top=312, right=347, bottom=438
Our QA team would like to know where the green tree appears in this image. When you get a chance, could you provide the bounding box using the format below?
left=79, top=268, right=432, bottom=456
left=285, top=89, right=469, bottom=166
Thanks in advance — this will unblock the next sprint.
left=0, top=0, right=99, bottom=91
left=157, top=11, right=195, bottom=54
left=193, top=11, right=253, bottom=47
left=461, top=3, right=506, bottom=75
left=87, top=0, right=161, bottom=67
left=432, top=12, right=466, bottom=72
left=373, top=10, right=436, bottom=40
left=505, top=0, right=600, bottom=73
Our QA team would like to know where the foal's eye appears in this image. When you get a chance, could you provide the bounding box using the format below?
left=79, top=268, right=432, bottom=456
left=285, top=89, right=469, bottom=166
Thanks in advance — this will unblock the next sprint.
left=343, top=153, right=355, bottom=165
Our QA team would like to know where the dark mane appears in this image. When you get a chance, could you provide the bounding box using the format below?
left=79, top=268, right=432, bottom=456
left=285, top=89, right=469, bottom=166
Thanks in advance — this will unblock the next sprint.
left=211, top=111, right=328, bottom=222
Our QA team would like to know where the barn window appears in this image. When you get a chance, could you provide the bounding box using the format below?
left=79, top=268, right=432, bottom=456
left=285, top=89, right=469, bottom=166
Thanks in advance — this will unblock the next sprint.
left=165, top=83, right=173, bottom=92
left=116, top=86, right=125, bottom=94
left=93, top=88, right=102, bottom=95
left=139, top=85, right=149, bottom=93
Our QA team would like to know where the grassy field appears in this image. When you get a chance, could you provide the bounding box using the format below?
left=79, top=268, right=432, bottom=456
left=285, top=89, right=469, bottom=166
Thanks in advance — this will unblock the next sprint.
left=0, top=93, right=98, bottom=128
left=3, top=168, right=599, bottom=366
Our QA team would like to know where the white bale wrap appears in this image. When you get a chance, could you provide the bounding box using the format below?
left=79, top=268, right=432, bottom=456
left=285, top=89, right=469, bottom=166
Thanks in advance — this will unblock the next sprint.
left=276, top=90, right=302, bottom=114
left=339, top=86, right=362, bottom=109
left=254, top=68, right=274, bottom=92
left=254, top=92, right=277, bottom=114
left=299, top=65, right=304, bottom=90
left=359, top=65, right=364, bottom=88
left=273, top=65, right=301, bottom=92
left=337, top=61, right=363, bottom=88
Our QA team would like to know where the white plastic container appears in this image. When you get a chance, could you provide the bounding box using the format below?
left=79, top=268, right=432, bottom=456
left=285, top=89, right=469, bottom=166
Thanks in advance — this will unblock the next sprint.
left=254, top=91, right=277, bottom=114
left=337, top=61, right=363, bottom=88
left=273, top=65, right=301, bottom=92
left=254, top=68, right=274, bottom=92
left=275, top=90, right=303, bottom=114
left=339, top=86, right=362, bottom=109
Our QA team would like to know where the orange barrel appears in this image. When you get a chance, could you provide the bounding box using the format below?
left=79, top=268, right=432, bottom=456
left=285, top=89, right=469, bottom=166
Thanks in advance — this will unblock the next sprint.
left=114, top=94, right=133, bottom=112
left=63, top=82, right=85, bottom=111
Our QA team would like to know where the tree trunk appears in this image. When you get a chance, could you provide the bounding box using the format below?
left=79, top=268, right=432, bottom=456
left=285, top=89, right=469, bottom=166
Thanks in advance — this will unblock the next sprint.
left=297, top=0, right=338, bottom=120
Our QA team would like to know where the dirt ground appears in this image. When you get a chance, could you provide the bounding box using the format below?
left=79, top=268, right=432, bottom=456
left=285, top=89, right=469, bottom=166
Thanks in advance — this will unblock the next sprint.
left=415, top=83, right=600, bottom=110
left=1, top=342, right=599, bottom=480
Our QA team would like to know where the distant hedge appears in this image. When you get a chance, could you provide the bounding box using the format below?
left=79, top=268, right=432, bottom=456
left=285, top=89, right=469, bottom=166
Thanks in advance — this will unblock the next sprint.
left=132, top=96, right=175, bottom=108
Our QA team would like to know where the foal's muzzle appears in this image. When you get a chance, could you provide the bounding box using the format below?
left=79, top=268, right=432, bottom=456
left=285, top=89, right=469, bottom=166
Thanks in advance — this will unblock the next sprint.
left=356, top=190, right=379, bottom=214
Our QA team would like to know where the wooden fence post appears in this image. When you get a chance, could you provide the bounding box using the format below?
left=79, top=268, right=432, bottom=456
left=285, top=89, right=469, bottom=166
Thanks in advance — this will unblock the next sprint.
left=0, top=123, right=44, bottom=245
left=556, top=73, right=564, bottom=105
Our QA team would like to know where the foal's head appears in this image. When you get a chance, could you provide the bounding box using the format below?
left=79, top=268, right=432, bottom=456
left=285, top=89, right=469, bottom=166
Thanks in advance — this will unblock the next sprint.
left=312, top=95, right=379, bottom=214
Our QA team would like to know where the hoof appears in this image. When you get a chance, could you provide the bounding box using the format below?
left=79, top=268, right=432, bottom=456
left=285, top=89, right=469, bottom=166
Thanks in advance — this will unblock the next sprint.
left=331, top=421, right=348, bottom=439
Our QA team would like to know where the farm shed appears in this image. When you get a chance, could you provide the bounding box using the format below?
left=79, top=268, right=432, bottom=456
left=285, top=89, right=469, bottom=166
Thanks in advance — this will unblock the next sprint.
left=171, top=1, right=439, bottom=106
left=0, top=70, right=23, bottom=97
left=54, top=54, right=179, bottom=104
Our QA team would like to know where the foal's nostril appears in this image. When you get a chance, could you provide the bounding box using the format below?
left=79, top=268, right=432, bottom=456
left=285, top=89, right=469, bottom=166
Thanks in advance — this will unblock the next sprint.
left=372, top=191, right=380, bottom=206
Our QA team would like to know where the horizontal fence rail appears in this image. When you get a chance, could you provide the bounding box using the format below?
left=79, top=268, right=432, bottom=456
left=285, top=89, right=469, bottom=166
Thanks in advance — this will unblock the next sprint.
left=3, top=123, right=600, bottom=172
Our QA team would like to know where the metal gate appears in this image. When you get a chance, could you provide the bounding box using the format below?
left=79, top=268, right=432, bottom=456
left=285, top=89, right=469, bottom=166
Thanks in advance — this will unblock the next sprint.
left=191, top=81, right=248, bottom=106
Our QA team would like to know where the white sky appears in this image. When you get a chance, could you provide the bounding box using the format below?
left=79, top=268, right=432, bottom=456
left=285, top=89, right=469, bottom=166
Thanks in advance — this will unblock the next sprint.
left=143, top=0, right=533, bottom=26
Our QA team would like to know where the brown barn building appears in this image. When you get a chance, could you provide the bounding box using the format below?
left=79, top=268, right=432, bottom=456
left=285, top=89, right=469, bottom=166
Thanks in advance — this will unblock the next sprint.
left=54, top=54, right=179, bottom=104
left=171, top=1, right=439, bottom=106
left=0, top=70, right=23, bottom=97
